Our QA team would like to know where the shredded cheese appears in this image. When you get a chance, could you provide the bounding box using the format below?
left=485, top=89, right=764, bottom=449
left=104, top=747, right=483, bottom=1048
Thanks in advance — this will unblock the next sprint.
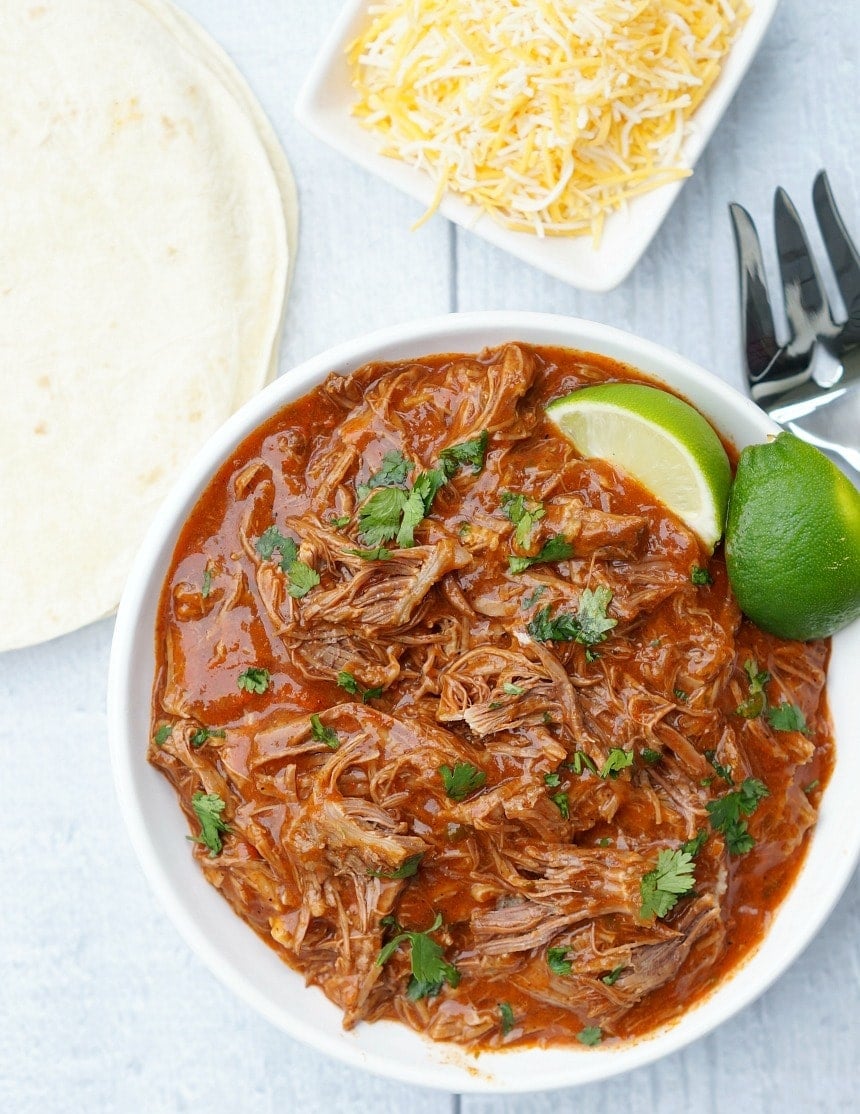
left=348, top=0, right=750, bottom=241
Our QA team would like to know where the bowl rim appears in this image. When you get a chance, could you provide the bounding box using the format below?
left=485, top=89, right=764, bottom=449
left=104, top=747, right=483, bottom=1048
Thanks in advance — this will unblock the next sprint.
left=108, top=311, right=860, bottom=1093
left=293, top=0, right=781, bottom=292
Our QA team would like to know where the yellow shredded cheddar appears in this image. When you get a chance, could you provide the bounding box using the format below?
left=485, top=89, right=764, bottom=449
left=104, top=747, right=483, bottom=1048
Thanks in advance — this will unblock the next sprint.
left=347, top=0, right=750, bottom=242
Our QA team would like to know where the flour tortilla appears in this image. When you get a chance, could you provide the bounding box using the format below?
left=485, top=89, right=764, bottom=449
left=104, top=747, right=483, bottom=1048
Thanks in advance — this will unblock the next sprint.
left=0, top=0, right=296, bottom=651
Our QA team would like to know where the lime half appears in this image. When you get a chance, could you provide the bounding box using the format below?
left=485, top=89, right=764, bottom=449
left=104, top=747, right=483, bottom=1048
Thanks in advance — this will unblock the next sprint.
left=725, top=433, right=860, bottom=640
left=546, top=383, right=732, bottom=551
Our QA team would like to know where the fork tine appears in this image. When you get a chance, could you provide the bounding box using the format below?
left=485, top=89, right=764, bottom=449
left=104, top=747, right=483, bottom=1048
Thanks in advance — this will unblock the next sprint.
left=812, top=170, right=860, bottom=335
left=773, top=186, right=834, bottom=348
left=729, top=202, right=780, bottom=378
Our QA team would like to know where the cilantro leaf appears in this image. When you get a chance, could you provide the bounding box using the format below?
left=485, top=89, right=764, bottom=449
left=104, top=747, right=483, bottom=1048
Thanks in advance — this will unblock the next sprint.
left=256, top=525, right=318, bottom=597
left=237, top=667, right=270, bottom=694
left=345, top=546, right=392, bottom=561
left=189, top=792, right=231, bottom=858
left=681, top=829, right=708, bottom=857
left=190, top=727, right=226, bottom=749
left=412, top=468, right=448, bottom=516
left=358, top=487, right=408, bottom=547
left=544, top=771, right=561, bottom=788
left=546, top=947, right=572, bottom=975
left=551, top=791, right=570, bottom=819
left=500, top=491, right=546, bottom=548
left=568, top=751, right=599, bottom=776
left=439, top=430, right=489, bottom=476
left=362, top=450, right=414, bottom=494
left=601, top=966, right=624, bottom=987
left=508, top=533, right=575, bottom=574
left=499, top=1001, right=515, bottom=1036
left=337, top=671, right=384, bottom=703
left=600, top=748, right=634, bottom=780
left=154, top=725, right=172, bottom=746
left=527, top=605, right=580, bottom=643
left=521, top=586, right=547, bottom=610
left=765, top=702, right=808, bottom=734
left=368, top=853, right=423, bottom=880
left=639, top=848, right=696, bottom=919
left=396, top=488, right=427, bottom=548
left=574, top=586, right=617, bottom=645
left=502, top=682, right=525, bottom=696
left=287, top=560, right=320, bottom=599
left=640, top=747, right=662, bottom=765
left=376, top=912, right=459, bottom=1000
left=310, top=714, right=339, bottom=750
left=439, top=762, right=486, bottom=801
left=704, top=749, right=733, bottom=785
left=706, top=777, right=769, bottom=855
left=329, top=514, right=352, bottom=529
left=691, top=565, right=713, bottom=586
left=201, top=568, right=213, bottom=598
left=576, top=1026, right=602, bottom=1046
left=735, top=658, right=771, bottom=719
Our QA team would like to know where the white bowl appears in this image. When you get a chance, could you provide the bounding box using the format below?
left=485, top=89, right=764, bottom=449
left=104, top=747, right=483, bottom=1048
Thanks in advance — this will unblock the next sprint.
left=294, top=2, right=780, bottom=292
left=108, top=312, right=860, bottom=1093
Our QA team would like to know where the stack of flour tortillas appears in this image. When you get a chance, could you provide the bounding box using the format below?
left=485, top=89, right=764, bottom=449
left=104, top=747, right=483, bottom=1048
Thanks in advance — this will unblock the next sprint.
left=0, top=0, right=297, bottom=651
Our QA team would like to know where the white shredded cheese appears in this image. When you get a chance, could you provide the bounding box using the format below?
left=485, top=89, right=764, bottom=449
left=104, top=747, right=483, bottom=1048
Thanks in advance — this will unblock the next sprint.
left=348, top=0, right=750, bottom=242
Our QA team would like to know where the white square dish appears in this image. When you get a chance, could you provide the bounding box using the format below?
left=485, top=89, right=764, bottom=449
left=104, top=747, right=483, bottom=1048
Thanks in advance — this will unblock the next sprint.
left=295, top=0, right=780, bottom=292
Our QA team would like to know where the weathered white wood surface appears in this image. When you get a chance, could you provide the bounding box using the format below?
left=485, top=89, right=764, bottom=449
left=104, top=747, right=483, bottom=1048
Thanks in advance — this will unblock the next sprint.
left=2, top=1, right=858, bottom=1111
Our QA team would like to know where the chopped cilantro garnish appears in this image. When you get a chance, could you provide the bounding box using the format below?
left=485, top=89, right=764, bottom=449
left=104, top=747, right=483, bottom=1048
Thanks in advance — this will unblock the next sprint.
left=691, top=565, right=713, bottom=586
left=336, top=671, right=384, bottom=703
left=706, top=778, right=769, bottom=855
left=358, top=450, right=414, bottom=499
left=584, top=647, right=600, bottom=663
left=704, top=749, right=733, bottom=786
left=237, top=667, right=270, bottom=694
left=439, top=430, right=489, bottom=476
left=508, top=534, right=575, bottom=574
left=804, top=780, right=819, bottom=795
left=502, top=682, right=524, bottom=696
left=600, top=748, right=634, bottom=780
left=528, top=588, right=616, bottom=646
left=639, top=848, right=696, bottom=919
left=154, top=725, right=172, bottom=746
left=673, top=687, right=688, bottom=703
left=499, top=1001, right=515, bottom=1036
left=189, top=792, right=231, bottom=858
left=191, top=727, right=226, bottom=748
left=368, top=853, right=423, bottom=880
left=358, top=487, right=408, bottom=546
left=521, top=585, right=547, bottom=610
left=201, top=567, right=213, bottom=598
left=576, top=1026, right=602, bottom=1046
left=681, top=830, right=708, bottom=858
left=597, top=837, right=612, bottom=847
left=345, top=546, right=392, bottom=561
left=765, top=702, right=808, bottom=734
left=329, top=514, right=351, bottom=529
left=544, top=771, right=561, bottom=788
left=286, top=560, right=320, bottom=598
left=601, top=966, right=624, bottom=986
left=640, top=748, right=662, bottom=765
left=568, top=751, right=598, bottom=776
left=500, top=491, right=546, bottom=547
left=546, top=947, right=572, bottom=975
left=376, top=912, right=459, bottom=1000
left=310, top=714, right=339, bottom=750
left=735, top=658, right=771, bottom=719
left=438, top=762, right=486, bottom=801
left=256, top=525, right=319, bottom=597
left=551, top=791, right=570, bottom=819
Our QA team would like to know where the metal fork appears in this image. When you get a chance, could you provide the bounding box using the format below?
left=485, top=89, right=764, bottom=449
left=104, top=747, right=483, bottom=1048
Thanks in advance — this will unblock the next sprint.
left=729, top=171, right=860, bottom=486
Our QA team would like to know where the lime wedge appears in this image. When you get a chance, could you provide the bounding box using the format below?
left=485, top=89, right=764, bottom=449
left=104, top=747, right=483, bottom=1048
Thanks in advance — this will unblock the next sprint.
left=546, top=383, right=732, bottom=551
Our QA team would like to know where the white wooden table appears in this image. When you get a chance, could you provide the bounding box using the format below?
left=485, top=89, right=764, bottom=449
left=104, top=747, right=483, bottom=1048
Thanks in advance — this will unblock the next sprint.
left=2, top=2, right=858, bottom=1111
